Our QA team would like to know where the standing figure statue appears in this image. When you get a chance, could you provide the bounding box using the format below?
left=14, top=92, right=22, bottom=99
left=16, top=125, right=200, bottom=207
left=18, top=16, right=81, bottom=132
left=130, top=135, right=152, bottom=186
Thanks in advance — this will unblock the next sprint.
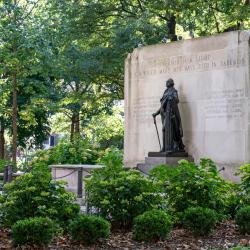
left=152, top=78, right=185, bottom=153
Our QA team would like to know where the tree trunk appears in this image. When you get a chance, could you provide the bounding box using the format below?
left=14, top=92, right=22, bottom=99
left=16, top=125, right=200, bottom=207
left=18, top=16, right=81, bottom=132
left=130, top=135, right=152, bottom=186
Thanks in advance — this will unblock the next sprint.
left=12, top=73, right=18, bottom=164
left=167, top=15, right=177, bottom=41
left=75, top=113, right=80, bottom=134
left=0, top=120, right=5, bottom=159
left=12, top=0, right=18, bottom=164
left=74, top=82, right=80, bottom=135
left=70, top=112, right=80, bottom=141
left=70, top=116, right=75, bottom=142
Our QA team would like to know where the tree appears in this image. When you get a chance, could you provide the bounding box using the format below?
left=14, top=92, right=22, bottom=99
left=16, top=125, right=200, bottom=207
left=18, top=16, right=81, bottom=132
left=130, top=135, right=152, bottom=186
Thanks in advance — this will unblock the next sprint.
left=85, top=106, right=124, bottom=149
left=46, top=0, right=249, bottom=142
left=0, top=0, right=58, bottom=162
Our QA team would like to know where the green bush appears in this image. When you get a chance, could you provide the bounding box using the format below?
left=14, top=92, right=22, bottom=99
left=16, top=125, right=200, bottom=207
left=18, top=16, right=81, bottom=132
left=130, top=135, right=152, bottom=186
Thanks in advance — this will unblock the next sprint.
left=235, top=206, right=250, bottom=234
left=0, top=163, right=79, bottom=227
left=0, top=159, right=12, bottom=173
left=236, top=164, right=250, bottom=206
left=11, top=217, right=56, bottom=246
left=69, top=215, right=110, bottom=244
left=149, top=164, right=179, bottom=182
left=24, top=136, right=100, bottom=170
left=150, top=159, right=236, bottom=217
left=86, top=156, right=164, bottom=227
left=132, top=209, right=173, bottom=242
left=182, top=206, right=218, bottom=236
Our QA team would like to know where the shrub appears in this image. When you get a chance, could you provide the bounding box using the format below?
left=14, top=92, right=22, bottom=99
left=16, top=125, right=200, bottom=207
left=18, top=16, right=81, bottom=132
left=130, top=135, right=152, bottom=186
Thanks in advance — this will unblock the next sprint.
left=97, top=147, right=123, bottom=169
left=0, top=163, right=79, bottom=227
left=24, top=136, right=100, bottom=170
left=182, top=206, right=218, bottom=236
left=69, top=215, right=110, bottom=244
left=0, top=159, right=12, bottom=172
left=235, top=206, right=250, bottom=234
left=86, top=167, right=164, bottom=227
left=149, top=164, right=179, bottom=182
left=236, top=164, right=250, bottom=205
left=150, top=159, right=235, bottom=217
left=11, top=217, right=56, bottom=246
left=132, top=209, right=173, bottom=242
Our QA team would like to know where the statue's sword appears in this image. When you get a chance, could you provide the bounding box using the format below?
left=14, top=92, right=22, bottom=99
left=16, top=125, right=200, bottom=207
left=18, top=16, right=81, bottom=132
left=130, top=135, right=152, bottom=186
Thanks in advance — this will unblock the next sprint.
left=153, top=116, right=161, bottom=150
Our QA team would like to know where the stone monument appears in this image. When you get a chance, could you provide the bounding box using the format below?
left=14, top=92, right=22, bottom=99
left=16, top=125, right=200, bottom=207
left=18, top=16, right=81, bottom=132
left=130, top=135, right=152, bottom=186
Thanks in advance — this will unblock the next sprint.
left=124, top=30, right=250, bottom=181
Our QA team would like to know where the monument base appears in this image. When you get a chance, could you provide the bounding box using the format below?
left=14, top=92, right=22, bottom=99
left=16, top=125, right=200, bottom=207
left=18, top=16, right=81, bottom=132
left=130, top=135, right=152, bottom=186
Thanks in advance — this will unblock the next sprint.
left=136, top=153, right=193, bottom=175
left=148, top=151, right=188, bottom=157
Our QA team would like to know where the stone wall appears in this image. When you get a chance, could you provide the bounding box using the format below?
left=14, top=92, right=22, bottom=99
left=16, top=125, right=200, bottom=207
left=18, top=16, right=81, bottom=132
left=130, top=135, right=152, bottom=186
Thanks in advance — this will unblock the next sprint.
left=124, top=30, right=250, bottom=180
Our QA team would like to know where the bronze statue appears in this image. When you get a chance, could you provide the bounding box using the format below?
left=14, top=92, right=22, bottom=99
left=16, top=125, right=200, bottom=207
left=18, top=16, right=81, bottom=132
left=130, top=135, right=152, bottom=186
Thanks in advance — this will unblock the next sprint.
left=152, top=78, right=185, bottom=153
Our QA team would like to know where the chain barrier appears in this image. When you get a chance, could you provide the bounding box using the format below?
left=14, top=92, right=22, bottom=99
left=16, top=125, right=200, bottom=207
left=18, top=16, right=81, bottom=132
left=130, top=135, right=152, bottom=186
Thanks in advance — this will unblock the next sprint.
left=52, top=169, right=78, bottom=180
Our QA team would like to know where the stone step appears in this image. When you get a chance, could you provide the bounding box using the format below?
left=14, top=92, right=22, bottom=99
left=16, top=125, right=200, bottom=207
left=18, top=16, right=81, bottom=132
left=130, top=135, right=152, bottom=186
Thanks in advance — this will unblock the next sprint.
left=145, top=156, right=194, bottom=166
left=136, top=163, right=155, bottom=175
left=137, top=155, right=194, bottom=175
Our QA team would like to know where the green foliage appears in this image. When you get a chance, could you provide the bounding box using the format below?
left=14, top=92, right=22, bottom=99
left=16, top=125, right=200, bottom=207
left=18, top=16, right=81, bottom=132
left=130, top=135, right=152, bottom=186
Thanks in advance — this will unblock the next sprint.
left=149, top=164, right=179, bottom=192
left=69, top=215, right=110, bottom=244
left=97, top=147, right=123, bottom=170
left=132, top=209, right=173, bottom=242
left=0, top=164, right=79, bottom=227
left=229, top=247, right=250, bottom=250
left=0, top=159, right=11, bottom=172
left=0, top=0, right=57, bottom=150
left=151, top=159, right=236, bottom=217
left=1, top=0, right=250, bottom=162
left=182, top=207, right=218, bottom=236
left=27, top=136, right=100, bottom=168
left=86, top=149, right=164, bottom=227
left=235, top=206, right=250, bottom=234
left=150, top=164, right=179, bottom=182
left=236, top=164, right=250, bottom=205
left=85, top=106, right=124, bottom=150
left=11, top=217, right=56, bottom=246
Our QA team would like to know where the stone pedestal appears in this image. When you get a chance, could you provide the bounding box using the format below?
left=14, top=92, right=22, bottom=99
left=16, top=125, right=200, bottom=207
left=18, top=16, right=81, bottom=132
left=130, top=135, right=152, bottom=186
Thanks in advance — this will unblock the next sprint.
left=148, top=151, right=188, bottom=157
left=136, top=152, right=193, bottom=175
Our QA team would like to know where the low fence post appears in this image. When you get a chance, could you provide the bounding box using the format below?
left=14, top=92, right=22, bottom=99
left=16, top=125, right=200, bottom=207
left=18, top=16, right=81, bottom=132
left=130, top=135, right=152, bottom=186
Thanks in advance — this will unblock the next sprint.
left=7, top=165, right=13, bottom=183
left=3, top=165, right=8, bottom=184
left=3, top=165, right=13, bottom=184
left=77, top=168, right=83, bottom=198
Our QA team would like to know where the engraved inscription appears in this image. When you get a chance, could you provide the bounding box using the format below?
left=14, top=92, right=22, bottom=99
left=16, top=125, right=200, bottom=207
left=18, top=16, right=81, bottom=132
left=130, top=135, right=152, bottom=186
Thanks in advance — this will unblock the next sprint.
left=203, top=89, right=244, bottom=119
left=135, top=48, right=246, bottom=77
left=204, top=89, right=244, bottom=100
left=204, top=99, right=243, bottom=119
left=132, top=97, right=159, bottom=123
